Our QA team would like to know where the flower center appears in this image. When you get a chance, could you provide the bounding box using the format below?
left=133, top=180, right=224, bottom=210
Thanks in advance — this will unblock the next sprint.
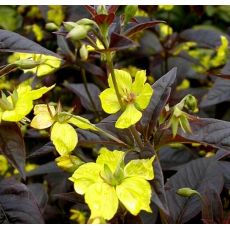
left=122, top=92, right=136, bottom=104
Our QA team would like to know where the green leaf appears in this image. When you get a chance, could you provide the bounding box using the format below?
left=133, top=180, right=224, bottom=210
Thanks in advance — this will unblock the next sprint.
left=69, top=162, right=102, bottom=195
left=51, top=122, right=78, bottom=155
left=115, top=104, right=142, bottom=129
left=116, top=177, right=152, bottom=215
left=96, top=147, right=125, bottom=173
left=124, top=156, right=155, bottom=180
left=85, top=182, right=118, bottom=220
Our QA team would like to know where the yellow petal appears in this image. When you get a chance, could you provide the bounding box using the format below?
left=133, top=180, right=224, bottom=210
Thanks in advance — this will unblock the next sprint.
left=33, top=104, right=56, bottom=116
left=115, top=104, right=142, bottom=129
left=108, top=69, right=132, bottom=95
left=131, top=70, right=146, bottom=95
left=69, top=162, right=102, bottom=195
left=31, top=112, right=54, bottom=129
left=51, top=122, right=78, bottom=155
left=135, top=84, right=153, bottom=110
left=99, top=88, right=120, bottom=114
left=116, top=177, right=152, bottom=215
left=30, top=85, right=55, bottom=100
left=85, top=182, right=118, bottom=220
left=96, top=147, right=125, bottom=173
left=2, top=97, right=33, bottom=122
left=124, top=156, right=155, bottom=180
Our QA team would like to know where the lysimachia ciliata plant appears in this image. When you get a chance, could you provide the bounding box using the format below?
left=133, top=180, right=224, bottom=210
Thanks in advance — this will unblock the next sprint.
left=0, top=5, right=229, bottom=224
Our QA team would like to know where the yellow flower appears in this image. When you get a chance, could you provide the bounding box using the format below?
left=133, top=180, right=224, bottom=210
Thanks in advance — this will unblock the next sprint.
left=0, top=84, right=54, bottom=122
left=31, top=104, right=96, bottom=155
left=70, top=147, right=155, bottom=220
left=99, top=69, right=153, bottom=129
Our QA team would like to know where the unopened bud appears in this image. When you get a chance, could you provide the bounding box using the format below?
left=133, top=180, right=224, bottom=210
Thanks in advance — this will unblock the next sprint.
left=177, top=187, right=200, bottom=198
left=184, top=94, right=198, bottom=113
left=66, top=25, right=89, bottom=41
left=124, top=5, right=138, bottom=23
left=55, top=155, right=83, bottom=172
left=63, top=22, right=78, bottom=32
left=79, top=44, right=88, bottom=61
left=45, top=22, right=58, bottom=31
left=14, top=58, right=41, bottom=70
left=97, top=5, right=108, bottom=15
left=77, top=18, right=96, bottom=26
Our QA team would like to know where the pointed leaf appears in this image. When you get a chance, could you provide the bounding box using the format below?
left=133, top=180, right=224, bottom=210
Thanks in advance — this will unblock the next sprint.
left=141, top=67, right=177, bottom=137
left=0, top=122, right=26, bottom=179
left=0, top=29, right=60, bottom=57
left=165, top=158, right=224, bottom=223
left=0, top=179, right=44, bottom=223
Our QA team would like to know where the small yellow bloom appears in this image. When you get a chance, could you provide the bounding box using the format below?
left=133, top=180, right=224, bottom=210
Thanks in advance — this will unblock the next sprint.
left=70, top=147, right=155, bottom=220
left=99, top=69, right=153, bottom=129
left=0, top=84, right=54, bottom=122
left=31, top=104, right=96, bottom=155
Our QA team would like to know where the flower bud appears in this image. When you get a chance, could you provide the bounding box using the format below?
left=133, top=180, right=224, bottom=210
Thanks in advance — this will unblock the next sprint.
left=63, top=21, right=78, bottom=32
left=45, top=22, right=59, bottom=31
left=184, top=94, right=198, bottom=113
left=97, top=5, right=108, bottom=15
left=177, top=187, right=200, bottom=197
left=55, top=155, right=83, bottom=172
left=79, top=44, right=88, bottom=61
left=124, top=5, right=138, bottom=23
left=77, top=18, right=96, bottom=26
left=14, top=58, right=41, bottom=70
left=66, top=25, right=89, bottom=41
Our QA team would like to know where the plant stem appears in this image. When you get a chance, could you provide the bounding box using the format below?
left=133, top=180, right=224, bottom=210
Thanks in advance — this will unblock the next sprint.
left=105, top=52, right=124, bottom=109
left=130, top=126, right=144, bottom=149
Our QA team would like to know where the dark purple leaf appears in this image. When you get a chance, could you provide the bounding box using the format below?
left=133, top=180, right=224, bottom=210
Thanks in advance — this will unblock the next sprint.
left=158, top=146, right=197, bottom=170
left=26, top=162, right=62, bottom=177
left=109, top=32, right=137, bottom=51
left=64, top=82, right=102, bottom=111
left=0, top=179, right=44, bottom=224
left=215, top=149, right=230, bottom=160
left=218, top=161, right=230, bottom=189
left=180, top=28, right=229, bottom=48
left=0, top=29, right=60, bottom=57
left=178, top=118, right=230, bottom=152
left=200, top=78, right=230, bottom=107
left=165, top=158, right=224, bottom=223
left=27, top=142, right=55, bottom=159
left=0, top=122, right=26, bottom=179
left=124, top=20, right=165, bottom=38
left=141, top=67, right=177, bottom=138
left=201, top=186, right=224, bottom=224
left=84, top=5, right=97, bottom=17
left=28, top=183, right=48, bottom=214
left=76, top=60, right=105, bottom=77
left=52, top=192, right=84, bottom=203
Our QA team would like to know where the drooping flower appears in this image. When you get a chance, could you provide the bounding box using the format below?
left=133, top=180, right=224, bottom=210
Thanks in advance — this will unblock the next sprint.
left=70, top=147, right=155, bottom=220
left=99, top=69, right=153, bottom=129
left=30, top=104, right=97, bottom=155
left=0, top=84, right=55, bottom=122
